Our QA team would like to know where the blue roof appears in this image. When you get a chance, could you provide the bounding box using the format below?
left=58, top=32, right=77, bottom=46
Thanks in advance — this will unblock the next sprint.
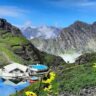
left=29, top=64, right=48, bottom=71
left=0, top=78, right=30, bottom=96
left=0, top=84, right=16, bottom=96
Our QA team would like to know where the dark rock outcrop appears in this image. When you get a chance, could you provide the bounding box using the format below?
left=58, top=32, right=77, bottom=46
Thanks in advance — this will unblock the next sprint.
left=75, top=53, right=96, bottom=64
left=0, top=18, right=22, bottom=36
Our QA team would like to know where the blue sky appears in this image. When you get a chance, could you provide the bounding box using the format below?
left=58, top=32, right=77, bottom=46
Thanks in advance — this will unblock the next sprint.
left=0, top=0, right=96, bottom=27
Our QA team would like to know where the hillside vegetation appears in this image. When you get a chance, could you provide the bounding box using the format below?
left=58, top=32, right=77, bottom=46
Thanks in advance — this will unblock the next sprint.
left=58, top=53, right=96, bottom=96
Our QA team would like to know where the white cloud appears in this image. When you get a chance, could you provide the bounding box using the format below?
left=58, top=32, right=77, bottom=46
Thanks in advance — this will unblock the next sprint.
left=0, top=6, right=29, bottom=17
left=77, top=2, right=96, bottom=7
left=17, top=21, right=36, bottom=29
left=48, top=0, right=96, bottom=8
left=23, top=21, right=33, bottom=27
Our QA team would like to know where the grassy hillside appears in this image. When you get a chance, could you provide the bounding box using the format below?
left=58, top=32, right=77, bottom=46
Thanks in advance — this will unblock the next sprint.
left=58, top=53, right=96, bottom=96
left=0, top=29, right=28, bottom=65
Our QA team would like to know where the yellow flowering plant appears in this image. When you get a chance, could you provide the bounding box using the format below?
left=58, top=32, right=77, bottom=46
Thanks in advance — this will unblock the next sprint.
left=42, top=71, right=56, bottom=93
left=25, top=72, right=56, bottom=95
left=93, top=63, right=96, bottom=68
left=25, top=91, right=37, bottom=96
left=44, top=84, right=52, bottom=92
left=42, top=72, right=56, bottom=84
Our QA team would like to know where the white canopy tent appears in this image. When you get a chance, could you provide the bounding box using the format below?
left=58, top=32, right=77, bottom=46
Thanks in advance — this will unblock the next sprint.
left=0, top=63, right=29, bottom=79
left=4, top=63, right=28, bottom=73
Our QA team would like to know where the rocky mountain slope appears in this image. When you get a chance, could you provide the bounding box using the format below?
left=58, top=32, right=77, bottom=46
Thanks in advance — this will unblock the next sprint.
left=21, top=25, right=61, bottom=39
left=31, top=21, right=96, bottom=56
left=0, top=18, right=65, bottom=67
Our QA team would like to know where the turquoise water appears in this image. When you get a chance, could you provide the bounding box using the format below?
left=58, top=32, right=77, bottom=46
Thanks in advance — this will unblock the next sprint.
left=29, top=64, right=48, bottom=70
left=31, top=76, right=38, bottom=80
left=0, top=78, right=30, bottom=96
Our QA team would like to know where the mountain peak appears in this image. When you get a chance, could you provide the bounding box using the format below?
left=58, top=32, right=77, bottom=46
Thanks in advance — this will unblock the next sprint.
left=0, top=18, right=9, bottom=29
left=70, top=21, right=90, bottom=29
left=21, top=25, right=61, bottom=39
left=0, top=18, right=7, bottom=22
left=74, top=21, right=89, bottom=26
left=0, top=18, right=22, bottom=36
left=92, top=22, right=96, bottom=26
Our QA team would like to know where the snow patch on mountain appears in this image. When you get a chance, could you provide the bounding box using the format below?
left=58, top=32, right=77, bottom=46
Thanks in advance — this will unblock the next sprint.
left=21, top=25, right=61, bottom=39
left=60, top=53, right=81, bottom=63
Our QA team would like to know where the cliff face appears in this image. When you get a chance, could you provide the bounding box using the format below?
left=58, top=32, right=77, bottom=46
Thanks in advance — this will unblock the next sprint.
left=0, top=18, right=65, bottom=67
left=58, top=21, right=96, bottom=53
left=31, top=21, right=96, bottom=55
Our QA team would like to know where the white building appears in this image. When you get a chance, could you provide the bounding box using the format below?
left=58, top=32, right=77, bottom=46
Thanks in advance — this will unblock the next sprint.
left=0, top=63, right=49, bottom=83
left=1, top=63, right=29, bottom=80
